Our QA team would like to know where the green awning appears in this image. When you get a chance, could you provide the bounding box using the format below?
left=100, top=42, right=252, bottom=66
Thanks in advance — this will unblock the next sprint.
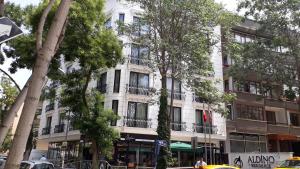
left=170, top=142, right=192, bottom=150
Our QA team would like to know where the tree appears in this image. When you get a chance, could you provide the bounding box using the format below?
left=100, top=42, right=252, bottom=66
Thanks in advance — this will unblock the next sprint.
left=124, top=0, right=237, bottom=168
left=57, top=1, right=122, bottom=168
left=230, top=1, right=300, bottom=105
left=0, top=76, right=18, bottom=153
left=4, top=1, right=72, bottom=169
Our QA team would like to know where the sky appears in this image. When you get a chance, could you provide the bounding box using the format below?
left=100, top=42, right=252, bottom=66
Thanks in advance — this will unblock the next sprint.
left=1, top=0, right=239, bottom=88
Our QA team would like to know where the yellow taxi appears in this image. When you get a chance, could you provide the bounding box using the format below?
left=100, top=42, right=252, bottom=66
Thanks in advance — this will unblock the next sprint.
left=274, top=157, right=300, bottom=169
left=194, top=165, right=240, bottom=169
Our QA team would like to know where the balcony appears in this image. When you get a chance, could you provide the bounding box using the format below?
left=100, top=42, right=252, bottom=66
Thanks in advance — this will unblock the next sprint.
left=129, top=57, right=150, bottom=67
left=45, top=103, right=54, bottom=112
left=96, top=83, right=107, bottom=93
left=168, top=90, right=185, bottom=100
left=235, top=118, right=267, bottom=134
left=265, top=98, right=285, bottom=108
left=42, top=127, right=51, bottom=135
left=171, top=122, right=187, bottom=131
left=54, top=124, right=65, bottom=133
left=128, top=86, right=150, bottom=95
left=236, top=92, right=264, bottom=104
left=267, top=122, right=289, bottom=135
left=193, top=124, right=217, bottom=134
left=123, top=117, right=152, bottom=128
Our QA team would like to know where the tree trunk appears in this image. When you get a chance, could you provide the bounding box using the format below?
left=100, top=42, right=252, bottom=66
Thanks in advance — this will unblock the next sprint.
left=3, top=1, right=72, bottom=169
left=23, top=126, right=34, bottom=161
left=0, top=79, right=29, bottom=147
left=157, top=74, right=171, bottom=169
left=0, top=0, right=4, bottom=17
left=91, top=139, right=99, bottom=169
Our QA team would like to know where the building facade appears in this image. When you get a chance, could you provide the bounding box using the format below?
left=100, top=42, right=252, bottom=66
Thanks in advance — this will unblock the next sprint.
left=223, top=20, right=300, bottom=156
left=36, top=0, right=227, bottom=167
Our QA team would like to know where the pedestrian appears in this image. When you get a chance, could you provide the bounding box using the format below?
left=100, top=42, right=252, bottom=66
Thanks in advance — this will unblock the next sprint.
left=194, top=157, right=207, bottom=169
left=40, top=154, right=47, bottom=161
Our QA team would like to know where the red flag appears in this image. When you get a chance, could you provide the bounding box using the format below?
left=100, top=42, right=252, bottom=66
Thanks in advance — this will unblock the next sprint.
left=203, top=110, right=207, bottom=122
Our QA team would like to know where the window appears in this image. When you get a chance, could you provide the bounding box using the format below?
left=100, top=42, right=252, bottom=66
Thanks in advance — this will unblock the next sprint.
left=127, top=102, right=148, bottom=128
left=118, top=13, right=125, bottom=35
left=167, top=78, right=183, bottom=100
left=290, top=113, right=300, bottom=126
left=133, top=16, right=141, bottom=36
left=229, top=133, right=266, bottom=153
left=113, top=70, right=121, bottom=93
left=46, top=116, right=52, bottom=128
left=234, top=33, right=254, bottom=44
left=97, top=72, right=107, bottom=93
left=224, top=80, right=229, bottom=92
left=169, top=106, right=182, bottom=131
left=129, top=72, right=149, bottom=95
left=266, top=111, right=276, bottom=124
left=195, top=110, right=204, bottom=125
left=236, top=104, right=264, bottom=120
left=58, top=113, right=65, bottom=125
left=111, top=100, right=119, bottom=126
left=130, top=44, right=149, bottom=65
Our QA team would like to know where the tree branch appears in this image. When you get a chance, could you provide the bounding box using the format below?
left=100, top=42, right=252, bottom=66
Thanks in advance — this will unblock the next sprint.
left=82, top=68, right=92, bottom=114
left=36, top=0, right=56, bottom=52
left=0, top=67, right=21, bottom=92
left=54, top=17, right=68, bottom=53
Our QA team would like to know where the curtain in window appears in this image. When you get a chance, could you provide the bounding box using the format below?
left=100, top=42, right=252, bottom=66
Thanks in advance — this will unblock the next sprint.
left=131, top=44, right=139, bottom=59
left=138, top=74, right=149, bottom=88
left=173, top=107, right=181, bottom=123
left=129, top=72, right=138, bottom=87
left=196, top=110, right=203, bottom=125
left=136, top=103, right=147, bottom=120
left=127, top=102, right=136, bottom=119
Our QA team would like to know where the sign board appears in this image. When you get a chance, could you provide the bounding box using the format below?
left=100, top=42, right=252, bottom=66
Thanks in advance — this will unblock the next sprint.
left=0, top=17, right=23, bottom=43
left=229, top=152, right=293, bottom=169
left=191, top=137, right=198, bottom=150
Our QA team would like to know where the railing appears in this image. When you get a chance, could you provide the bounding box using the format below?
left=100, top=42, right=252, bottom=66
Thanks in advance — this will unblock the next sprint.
left=129, top=57, right=150, bottom=67
left=96, top=83, right=107, bottom=93
left=170, top=122, right=187, bottom=131
left=123, top=117, right=152, bottom=128
left=267, top=121, right=288, bottom=125
left=128, top=86, right=150, bottom=95
left=168, top=90, right=185, bottom=100
left=42, top=127, right=51, bottom=135
left=54, top=124, right=65, bottom=133
left=45, top=103, right=54, bottom=112
left=193, top=124, right=217, bottom=134
left=32, top=130, right=39, bottom=137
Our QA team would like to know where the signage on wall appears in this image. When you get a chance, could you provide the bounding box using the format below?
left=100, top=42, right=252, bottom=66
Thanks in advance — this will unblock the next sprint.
left=229, top=152, right=293, bottom=169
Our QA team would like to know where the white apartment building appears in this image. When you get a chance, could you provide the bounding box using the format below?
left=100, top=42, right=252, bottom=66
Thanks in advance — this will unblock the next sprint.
left=37, top=0, right=226, bottom=166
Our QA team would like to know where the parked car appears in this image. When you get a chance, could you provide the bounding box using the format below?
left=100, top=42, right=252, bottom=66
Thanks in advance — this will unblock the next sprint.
left=0, top=160, right=54, bottom=169
left=20, top=161, right=54, bottom=169
left=274, top=157, right=300, bottom=169
left=0, top=159, right=6, bottom=169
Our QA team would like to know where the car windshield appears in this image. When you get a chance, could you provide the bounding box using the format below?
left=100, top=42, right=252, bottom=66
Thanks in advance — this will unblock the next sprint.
left=20, top=163, right=31, bottom=169
left=279, top=160, right=300, bottom=168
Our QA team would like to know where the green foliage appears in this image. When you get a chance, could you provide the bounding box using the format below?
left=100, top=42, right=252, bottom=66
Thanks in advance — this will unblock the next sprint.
left=230, top=0, right=300, bottom=92
left=0, top=129, right=12, bottom=153
left=0, top=76, right=18, bottom=123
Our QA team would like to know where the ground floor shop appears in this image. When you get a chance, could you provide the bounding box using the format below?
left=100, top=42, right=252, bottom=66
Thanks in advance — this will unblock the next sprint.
left=227, top=132, right=300, bottom=155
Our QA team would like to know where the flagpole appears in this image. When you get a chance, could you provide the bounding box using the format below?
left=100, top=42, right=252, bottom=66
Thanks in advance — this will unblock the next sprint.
left=203, top=103, right=207, bottom=163
left=208, top=105, right=212, bottom=165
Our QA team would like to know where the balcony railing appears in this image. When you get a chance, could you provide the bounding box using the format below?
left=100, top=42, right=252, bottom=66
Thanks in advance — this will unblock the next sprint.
left=170, top=122, right=187, bottom=131
left=45, top=103, right=54, bottom=112
left=129, top=57, right=150, bottom=67
left=193, top=123, right=217, bottom=134
left=128, top=86, right=150, bottom=95
left=42, top=127, right=51, bottom=135
left=54, top=124, right=65, bottom=133
left=123, top=117, right=152, bottom=128
left=168, top=90, right=185, bottom=100
left=96, top=83, right=107, bottom=93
